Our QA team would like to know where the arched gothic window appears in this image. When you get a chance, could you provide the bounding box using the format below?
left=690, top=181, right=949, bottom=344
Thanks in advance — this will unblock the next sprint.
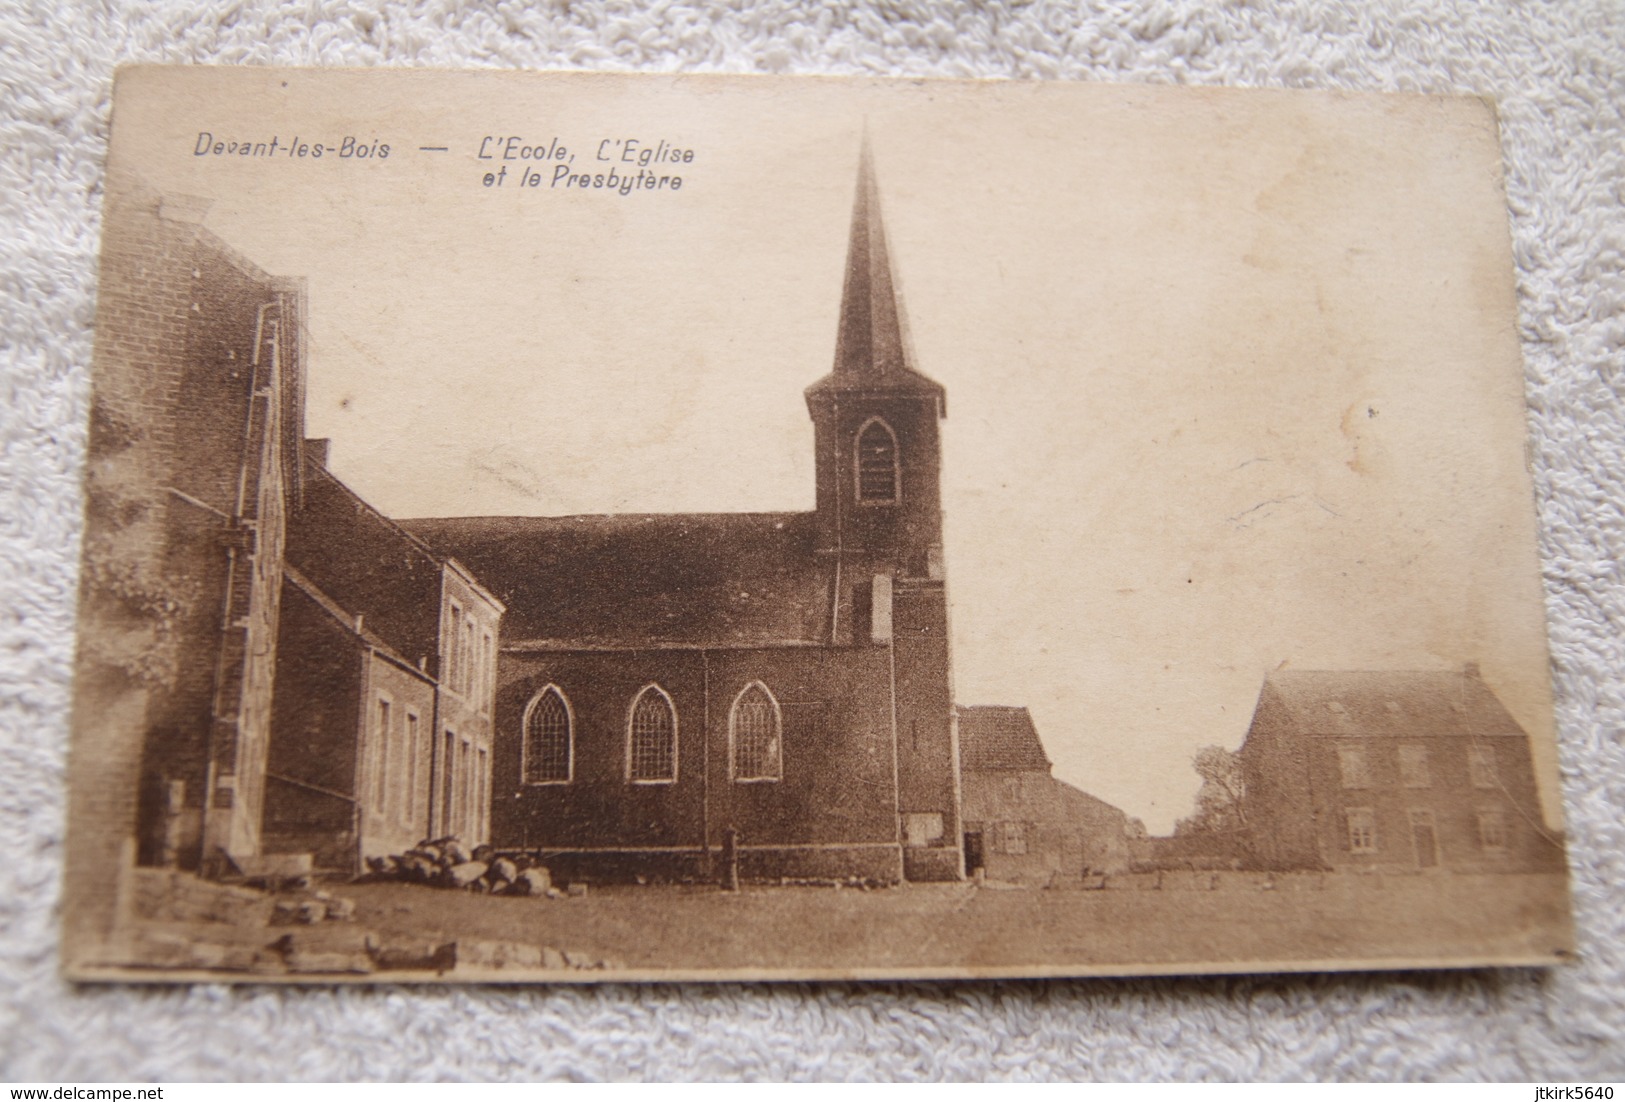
left=730, top=681, right=783, bottom=782
left=522, top=685, right=573, bottom=784
left=628, top=684, right=678, bottom=783
left=855, top=418, right=900, bottom=504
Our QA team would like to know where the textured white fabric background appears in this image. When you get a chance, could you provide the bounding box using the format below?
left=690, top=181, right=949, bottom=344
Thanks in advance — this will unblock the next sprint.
left=1, top=0, right=1622, bottom=1082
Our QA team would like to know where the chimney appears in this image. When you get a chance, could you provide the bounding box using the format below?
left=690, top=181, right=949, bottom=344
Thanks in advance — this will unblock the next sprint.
left=306, top=438, right=331, bottom=469
left=1463, top=661, right=1481, bottom=679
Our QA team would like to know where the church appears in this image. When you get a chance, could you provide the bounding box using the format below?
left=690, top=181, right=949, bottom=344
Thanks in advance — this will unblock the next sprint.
left=404, top=146, right=965, bottom=884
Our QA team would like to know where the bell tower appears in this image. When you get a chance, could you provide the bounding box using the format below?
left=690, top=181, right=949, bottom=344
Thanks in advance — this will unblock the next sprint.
left=806, top=140, right=962, bottom=881
left=805, top=139, right=948, bottom=586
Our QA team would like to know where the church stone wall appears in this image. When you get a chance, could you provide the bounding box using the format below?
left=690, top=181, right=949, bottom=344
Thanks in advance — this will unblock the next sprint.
left=892, top=580, right=962, bottom=881
left=493, top=644, right=905, bottom=883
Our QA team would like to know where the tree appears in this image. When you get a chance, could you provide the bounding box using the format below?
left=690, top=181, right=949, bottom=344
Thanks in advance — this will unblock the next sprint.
left=1173, top=744, right=1247, bottom=836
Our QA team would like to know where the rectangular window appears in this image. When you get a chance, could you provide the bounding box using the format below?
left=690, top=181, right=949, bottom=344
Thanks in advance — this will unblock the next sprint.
left=440, top=729, right=456, bottom=837
left=1002, top=821, right=1027, bottom=856
left=447, top=603, right=463, bottom=695
left=375, top=697, right=392, bottom=814
left=1398, top=745, right=1430, bottom=788
left=481, top=630, right=494, bottom=712
left=463, top=620, right=475, bottom=696
left=1478, top=809, right=1509, bottom=851
left=404, top=711, right=421, bottom=827
left=1337, top=746, right=1371, bottom=789
left=1346, top=808, right=1377, bottom=854
left=477, top=747, right=489, bottom=843
left=1468, top=745, right=1498, bottom=789
left=903, top=812, right=944, bottom=848
left=460, top=739, right=473, bottom=840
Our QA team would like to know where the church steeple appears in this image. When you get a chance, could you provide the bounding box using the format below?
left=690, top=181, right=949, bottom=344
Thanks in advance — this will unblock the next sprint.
left=833, top=137, right=911, bottom=382
left=806, top=142, right=947, bottom=577
left=808, top=140, right=945, bottom=413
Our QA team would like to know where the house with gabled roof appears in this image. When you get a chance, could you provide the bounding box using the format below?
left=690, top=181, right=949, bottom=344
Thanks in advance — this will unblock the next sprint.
left=1238, top=666, right=1564, bottom=873
left=958, top=705, right=1134, bottom=884
left=264, top=449, right=504, bottom=871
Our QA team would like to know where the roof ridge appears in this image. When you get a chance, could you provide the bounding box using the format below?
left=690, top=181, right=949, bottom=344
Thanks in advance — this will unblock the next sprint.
left=308, top=462, right=443, bottom=566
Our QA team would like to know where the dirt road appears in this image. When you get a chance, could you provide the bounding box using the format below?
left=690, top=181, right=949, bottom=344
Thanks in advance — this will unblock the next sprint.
left=339, top=872, right=1571, bottom=979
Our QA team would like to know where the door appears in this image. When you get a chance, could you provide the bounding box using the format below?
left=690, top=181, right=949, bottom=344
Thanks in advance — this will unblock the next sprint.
left=963, top=831, right=985, bottom=876
left=1410, top=810, right=1438, bottom=869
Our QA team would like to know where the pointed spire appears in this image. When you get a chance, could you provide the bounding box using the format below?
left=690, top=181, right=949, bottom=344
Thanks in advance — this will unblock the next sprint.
left=806, top=137, right=945, bottom=417
left=832, top=135, right=911, bottom=380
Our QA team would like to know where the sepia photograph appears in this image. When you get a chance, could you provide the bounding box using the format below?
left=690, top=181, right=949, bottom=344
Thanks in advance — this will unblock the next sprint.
left=63, top=66, right=1572, bottom=982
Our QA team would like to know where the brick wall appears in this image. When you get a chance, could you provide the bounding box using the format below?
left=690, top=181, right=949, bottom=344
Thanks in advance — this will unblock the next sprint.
left=69, top=176, right=304, bottom=899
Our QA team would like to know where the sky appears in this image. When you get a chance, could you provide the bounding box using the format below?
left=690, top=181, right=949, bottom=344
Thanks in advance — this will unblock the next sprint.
left=110, top=69, right=1560, bottom=832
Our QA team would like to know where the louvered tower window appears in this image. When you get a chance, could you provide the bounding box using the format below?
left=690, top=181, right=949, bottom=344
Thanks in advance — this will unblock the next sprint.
left=731, top=682, right=782, bottom=782
left=523, top=685, right=572, bottom=784
left=855, top=418, right=899, bottom=504
left=628, top=685, right=677, bottom=783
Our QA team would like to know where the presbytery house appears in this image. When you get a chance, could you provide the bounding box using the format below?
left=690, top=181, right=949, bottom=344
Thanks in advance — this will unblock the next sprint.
left=1238, top=666, right=1564, bottom=874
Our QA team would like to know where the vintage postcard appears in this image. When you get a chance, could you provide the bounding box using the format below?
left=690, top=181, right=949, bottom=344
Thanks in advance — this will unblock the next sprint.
left=63, top=67, right=1573, bottom=981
